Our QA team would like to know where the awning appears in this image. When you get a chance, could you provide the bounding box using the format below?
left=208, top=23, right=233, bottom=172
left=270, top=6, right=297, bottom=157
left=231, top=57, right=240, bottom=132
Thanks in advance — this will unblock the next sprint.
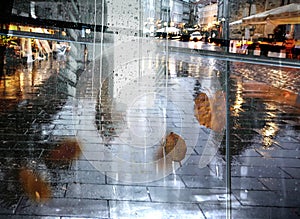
left=156, top=27, right=180, bottom=33
left=242, top=3, right=300, bottom=25
left=229, top=19, right=242, bottom=26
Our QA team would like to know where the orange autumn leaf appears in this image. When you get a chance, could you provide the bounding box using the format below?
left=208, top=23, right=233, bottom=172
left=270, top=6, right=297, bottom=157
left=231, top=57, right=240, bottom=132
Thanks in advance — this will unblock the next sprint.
left=48, top=138, right=82, bottom=162
left=19, top=168, right=51, bottom=203
left=163, top=132, right=187, bottom=165
left=194, top=91, right=226, bottom=132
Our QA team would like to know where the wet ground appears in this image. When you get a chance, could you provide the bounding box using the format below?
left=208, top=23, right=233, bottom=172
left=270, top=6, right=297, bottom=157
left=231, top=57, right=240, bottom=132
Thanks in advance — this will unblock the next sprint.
left=0, top=41, right=299, bottom=218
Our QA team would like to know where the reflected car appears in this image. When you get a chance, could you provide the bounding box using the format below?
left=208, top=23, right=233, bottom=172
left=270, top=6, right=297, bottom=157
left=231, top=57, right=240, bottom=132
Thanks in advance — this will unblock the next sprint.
left=190, top=32, right=202, bottom=41
left=180, top=33, right=190, bottom=41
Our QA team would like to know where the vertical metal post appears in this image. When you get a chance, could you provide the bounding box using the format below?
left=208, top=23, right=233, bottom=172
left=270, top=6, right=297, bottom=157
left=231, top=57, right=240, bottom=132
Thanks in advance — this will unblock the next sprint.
left=223, top=0, right=232, bottom=218
left=138, top=0, right=143, bottom=78
left=225, top=59, right=231, bottom=219
left=92, top=0, right=97, bottom=99
left=223, top=0, right=230, bottom=53
left=99, top=0, right=105, bottom=94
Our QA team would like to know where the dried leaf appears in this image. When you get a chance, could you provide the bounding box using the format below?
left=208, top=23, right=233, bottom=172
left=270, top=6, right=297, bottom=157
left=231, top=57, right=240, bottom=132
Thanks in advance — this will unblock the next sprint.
left=163, top=132, right=187, bottom=163
left=48, top=138, right=82, bottom=162
left=194, top=91, right=226, bottom=132
left=19, top=168, right=51, bottom=203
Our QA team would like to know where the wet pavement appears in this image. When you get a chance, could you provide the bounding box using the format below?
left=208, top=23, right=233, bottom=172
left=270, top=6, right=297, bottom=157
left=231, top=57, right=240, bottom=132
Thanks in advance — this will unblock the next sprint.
left=0, top=40, right=299, bottom=219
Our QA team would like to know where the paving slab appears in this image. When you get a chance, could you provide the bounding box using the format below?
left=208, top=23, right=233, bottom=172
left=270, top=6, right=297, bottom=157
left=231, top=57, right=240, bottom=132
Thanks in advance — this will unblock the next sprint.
left=16, top=198, right=108, bottom=218
left=66, top=183, right=150, bottom=202
left=109, top=200, right=205, bottom=219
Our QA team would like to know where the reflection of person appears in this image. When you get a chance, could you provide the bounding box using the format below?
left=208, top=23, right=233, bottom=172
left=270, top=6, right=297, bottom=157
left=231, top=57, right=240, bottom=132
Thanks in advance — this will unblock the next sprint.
left=296, top=93, right=300, bottom=107
left=0, top=44, right=5, bottom=76
left=203, top=31, right=209, bottom=43
left=84, top=44, right=88, bottom=63
left=273, top=26, right=285, bottom=42
left=285, top=31, right=292, bottom=39
left=294, top=40, right=300, bottom=59
left=53, top=42, right=68, bottom=61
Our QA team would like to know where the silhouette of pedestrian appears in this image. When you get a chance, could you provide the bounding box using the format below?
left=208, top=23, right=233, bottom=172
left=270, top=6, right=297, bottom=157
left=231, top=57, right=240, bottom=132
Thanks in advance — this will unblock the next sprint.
left=0, top=44, right=6, bottom=77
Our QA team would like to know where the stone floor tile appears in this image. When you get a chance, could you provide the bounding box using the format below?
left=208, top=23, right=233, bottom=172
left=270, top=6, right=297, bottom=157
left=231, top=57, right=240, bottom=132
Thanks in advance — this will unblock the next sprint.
left=275, top=142, right=300, bottom=150
left=16, top=198, right=108, bottom=218
left=107, top=174, right=186, bottom=188
left=148, top=187, right=229, bottom=203
left=259, top=177, right=300, bottom=191
left=55, top=170, right=106, bottom=184
left=3, top=216, right=60, bottom=219
left=201, top=203, right=300, bottom=219
left=79, top=150, right=113, bottom=161
left=175, top=164, right=214, bottom=176
left=70, top=160, right=98, bottom=171
left=231, top=177, right=268, bottom=190
left=182, top=155, right=202, bottom=165
left=109, top=200, right=205, bottom=219
left=66, top=183, right=149, bottom=201
left=237, top=157, right=300, bottom=168
left=61, top=217, right=106, bottom=219
left=0, top=202, right=18, bottom=215
left=232, top=190, right=300, bottom=208
left=231, top=165, right=292, bottom=178
left=52, top=129, right=76, bottom=136
left=280, top=167, right=300, bottom=178
left=237, top=149, right=262, bottom=157
left=256, top=148, right=300, bottom=158
left=181, top=175, right=225, bottom=188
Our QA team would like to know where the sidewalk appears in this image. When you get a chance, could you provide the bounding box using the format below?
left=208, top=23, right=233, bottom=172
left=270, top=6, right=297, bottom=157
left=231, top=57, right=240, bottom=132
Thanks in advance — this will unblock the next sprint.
left=0, top=49, right=299, bottom=218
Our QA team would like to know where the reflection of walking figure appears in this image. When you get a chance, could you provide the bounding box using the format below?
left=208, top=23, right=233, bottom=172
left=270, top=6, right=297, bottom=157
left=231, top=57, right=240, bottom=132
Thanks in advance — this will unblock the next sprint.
left=54, top=42, right=67, bottom=61
left=296, top=93, right=300, bottom=107
left=285, top=31, right=292, bottom=40
left=204, top=31, right=209, bottom=43
left=21, top=38, right=35, bottom=63
left=0, top=45, right=6, bottom=77
left=84, top=45, right=88, bottom=63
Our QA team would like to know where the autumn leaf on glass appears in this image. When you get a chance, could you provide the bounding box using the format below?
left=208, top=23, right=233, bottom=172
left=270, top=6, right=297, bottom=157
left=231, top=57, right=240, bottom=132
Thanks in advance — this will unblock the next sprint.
left=157, top=132, right=187, bottom=167
left=19, top=168, right=51, bottom=203
left=47, top=138, right=82, bottom=162
left=194, top=91, right=226, bottom=133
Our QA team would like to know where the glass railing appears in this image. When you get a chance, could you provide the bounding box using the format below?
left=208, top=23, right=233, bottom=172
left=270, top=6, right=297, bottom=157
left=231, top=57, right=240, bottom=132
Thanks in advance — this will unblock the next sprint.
left=0, top=0, right=299, bottom=218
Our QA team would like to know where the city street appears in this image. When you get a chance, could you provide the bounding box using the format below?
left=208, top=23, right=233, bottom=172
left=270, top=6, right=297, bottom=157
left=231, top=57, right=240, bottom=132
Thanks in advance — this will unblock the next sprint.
left=0, top=40, right=299, bottom=218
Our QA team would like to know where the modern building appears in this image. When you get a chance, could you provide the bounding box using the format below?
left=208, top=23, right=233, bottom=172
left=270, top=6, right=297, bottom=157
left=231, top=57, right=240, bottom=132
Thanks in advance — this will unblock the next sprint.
left=151, top=0, right=204, bottom=30
left=197, top=3, right=218, bottom=30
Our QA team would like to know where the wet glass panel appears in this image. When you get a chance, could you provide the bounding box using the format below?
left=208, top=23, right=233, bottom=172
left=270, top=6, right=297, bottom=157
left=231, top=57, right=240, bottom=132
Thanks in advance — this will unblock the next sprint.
left=0, top=0, right=299, bottom=218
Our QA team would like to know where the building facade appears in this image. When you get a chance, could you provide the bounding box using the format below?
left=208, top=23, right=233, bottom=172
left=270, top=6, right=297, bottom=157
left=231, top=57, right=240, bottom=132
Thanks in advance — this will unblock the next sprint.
left=220, top=0, right=300, bottom=39
left=197, top=3, right=218, bottom=30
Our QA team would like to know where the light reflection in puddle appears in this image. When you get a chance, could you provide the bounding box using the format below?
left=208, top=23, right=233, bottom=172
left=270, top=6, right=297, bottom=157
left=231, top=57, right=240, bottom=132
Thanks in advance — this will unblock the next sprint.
left=261, top=122, right=279, bottom=148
